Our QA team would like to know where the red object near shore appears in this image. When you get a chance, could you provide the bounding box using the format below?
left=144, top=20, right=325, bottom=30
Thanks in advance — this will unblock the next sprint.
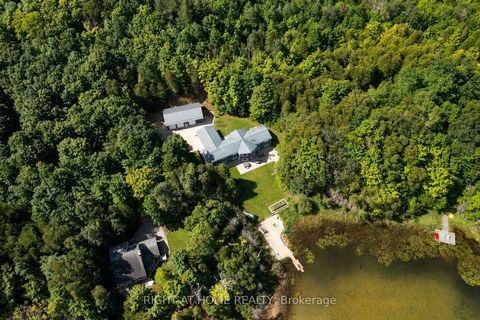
left=434, top=233, right=439, bottom=241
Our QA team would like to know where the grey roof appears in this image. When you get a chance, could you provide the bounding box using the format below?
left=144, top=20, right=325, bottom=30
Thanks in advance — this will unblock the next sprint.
left=238, top=140, right=258, bottom=154
left=109, top=244, right=146, bottom=288
left=197, top=125, right=272, bottom=162
left=225, top=128, right=247, bottom=140
left=163, top=103, right=203, bottom=126
left=211, top=140, right=240, bottom=160
left=243, top=126, right=272, bottom=144
left=109, top=237, right=162, bottom=288
left=197, top=125, right=222, bottom=152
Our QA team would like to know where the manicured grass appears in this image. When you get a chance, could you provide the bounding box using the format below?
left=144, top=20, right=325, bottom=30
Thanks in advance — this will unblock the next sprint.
left=231, top=162, right=286, bottom=220
left=214, top=115, right=260, bottom=136
left=166, top=228, right=189, bottom=253
left=215, top=114, right=285, bottom=219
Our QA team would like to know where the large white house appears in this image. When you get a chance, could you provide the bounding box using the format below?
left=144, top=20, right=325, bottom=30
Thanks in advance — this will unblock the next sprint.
left=197, top=125, right=272, bottom=163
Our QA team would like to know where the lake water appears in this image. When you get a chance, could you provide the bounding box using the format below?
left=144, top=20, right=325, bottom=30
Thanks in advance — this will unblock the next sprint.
left=289, top=247, right=480, bottom=320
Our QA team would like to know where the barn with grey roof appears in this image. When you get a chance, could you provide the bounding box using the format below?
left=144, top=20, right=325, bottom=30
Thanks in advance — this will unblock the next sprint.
left=197, top=125, right=272, bottom=163
left=163, top=102, right=204, bottom=129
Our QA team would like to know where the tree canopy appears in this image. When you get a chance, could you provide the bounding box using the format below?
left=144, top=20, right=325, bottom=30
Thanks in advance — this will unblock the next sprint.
left=0, top=0, right=479, bottom=318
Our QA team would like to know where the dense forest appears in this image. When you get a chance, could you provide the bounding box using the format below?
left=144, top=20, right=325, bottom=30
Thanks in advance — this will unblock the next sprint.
left=0, top=0, right=479, bottom=319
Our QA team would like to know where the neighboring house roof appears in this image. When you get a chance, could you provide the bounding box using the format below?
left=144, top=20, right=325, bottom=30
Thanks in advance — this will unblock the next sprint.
left=109, top=237, right=162, bottom=289
left=197, top=125, right=272, bottom=162
left=163, top=103, right=203, bottom=126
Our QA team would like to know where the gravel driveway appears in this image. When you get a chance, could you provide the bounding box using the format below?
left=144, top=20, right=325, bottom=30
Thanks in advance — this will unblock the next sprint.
left=171, top=116, right=214, bottom=152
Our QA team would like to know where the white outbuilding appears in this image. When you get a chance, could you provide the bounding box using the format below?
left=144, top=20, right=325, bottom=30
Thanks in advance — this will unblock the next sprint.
left=163, top=102, right=204, bottom=130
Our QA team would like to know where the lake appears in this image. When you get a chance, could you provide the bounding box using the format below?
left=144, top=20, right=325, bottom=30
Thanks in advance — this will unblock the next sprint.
left=289, top=247, right=480, bottom=320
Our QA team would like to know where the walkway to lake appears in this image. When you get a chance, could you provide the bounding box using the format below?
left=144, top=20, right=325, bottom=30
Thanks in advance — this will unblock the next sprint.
left=259, top=214, right=304, bottom=272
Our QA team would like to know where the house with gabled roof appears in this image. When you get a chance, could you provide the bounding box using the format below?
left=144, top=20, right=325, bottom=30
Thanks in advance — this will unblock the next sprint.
left=109, top=237, right=167, bottom=290
left=197, top=125, right=272, bottom=163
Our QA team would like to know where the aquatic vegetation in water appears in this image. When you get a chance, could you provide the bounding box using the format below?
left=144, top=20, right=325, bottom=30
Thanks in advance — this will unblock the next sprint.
left=290, top=215, right=480, bottom=286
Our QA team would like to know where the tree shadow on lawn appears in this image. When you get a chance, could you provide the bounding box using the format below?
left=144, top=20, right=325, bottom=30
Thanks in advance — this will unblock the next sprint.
left=233, top=178, right=258, bottom=207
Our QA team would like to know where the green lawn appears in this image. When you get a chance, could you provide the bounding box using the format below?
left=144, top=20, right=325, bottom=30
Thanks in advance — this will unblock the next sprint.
left=166, top=228, right=189, bottom=253
left=215, top=114, right=286, bottom=219
left=214, top=115, right=260, bottom=136
left=231, top=162, right=286, bottom=220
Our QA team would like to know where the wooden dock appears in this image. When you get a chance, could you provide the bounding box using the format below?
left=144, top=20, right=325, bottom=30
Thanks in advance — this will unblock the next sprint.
left=290, top=255, right=305, bottom=272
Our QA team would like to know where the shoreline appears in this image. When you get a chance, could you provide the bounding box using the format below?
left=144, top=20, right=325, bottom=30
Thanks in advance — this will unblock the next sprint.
left=260, top=261, right=295, bottom=319
left=264, top=211, right=480, bottom=319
